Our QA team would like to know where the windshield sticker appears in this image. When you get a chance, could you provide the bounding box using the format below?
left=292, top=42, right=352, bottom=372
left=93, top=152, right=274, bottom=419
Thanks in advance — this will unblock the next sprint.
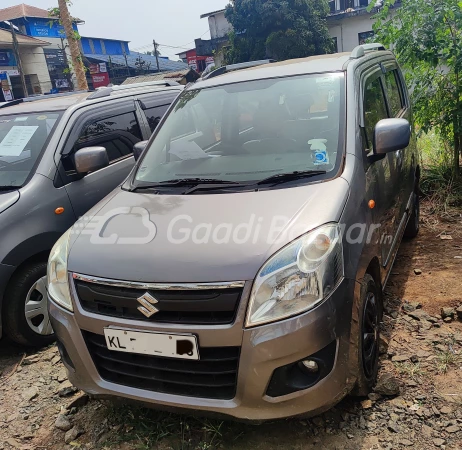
left=316, top=77, right=336, bottom=89
left=0, top=126, right=39, bottom=157
left=37, top=115, right=48, bottom=120
left=0, top=119, right=11, bottom=123
left=14, top=117, right=28, bottom=122
left=169, top=140, right=210, bottom=160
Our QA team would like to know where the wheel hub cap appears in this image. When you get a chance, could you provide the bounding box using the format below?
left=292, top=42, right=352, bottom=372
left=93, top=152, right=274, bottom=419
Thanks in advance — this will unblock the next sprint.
left=24, top=275, right=53, bottom=336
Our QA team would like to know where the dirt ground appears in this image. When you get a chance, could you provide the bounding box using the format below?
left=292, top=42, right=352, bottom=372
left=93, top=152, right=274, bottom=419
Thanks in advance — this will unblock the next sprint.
left=1, top=202, right=461, bottom=450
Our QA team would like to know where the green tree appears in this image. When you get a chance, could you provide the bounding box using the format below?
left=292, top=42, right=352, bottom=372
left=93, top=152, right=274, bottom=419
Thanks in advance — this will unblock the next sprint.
left=224, top=0, right=334, bottom=63
left=49, top=0, right=88, bottom=90
left=372, top=0, right=462, bottom=178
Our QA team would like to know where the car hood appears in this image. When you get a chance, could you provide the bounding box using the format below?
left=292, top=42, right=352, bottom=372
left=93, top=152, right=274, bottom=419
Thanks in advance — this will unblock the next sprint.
left=0, top=190, right=20, bottom=215
left=68, top=179, right=350, bottom=282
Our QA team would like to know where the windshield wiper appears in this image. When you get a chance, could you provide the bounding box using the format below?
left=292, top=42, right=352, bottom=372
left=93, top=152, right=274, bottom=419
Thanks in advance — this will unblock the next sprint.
left=131, top=178, right=242, bottom=192
left=0, top=186, right=19, bottom=191
left=255, top=170, right=327, bottom=186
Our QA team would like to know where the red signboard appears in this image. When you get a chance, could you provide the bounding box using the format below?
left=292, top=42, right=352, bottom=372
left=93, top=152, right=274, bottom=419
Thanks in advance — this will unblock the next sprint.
left=91, top=72, right=110, bottom=88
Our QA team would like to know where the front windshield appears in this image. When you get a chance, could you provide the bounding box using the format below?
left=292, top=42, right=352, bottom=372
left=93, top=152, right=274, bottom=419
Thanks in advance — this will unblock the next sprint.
left=135, top=72, right=344, bottom=187
left=0, top=112, right=61, bottom=188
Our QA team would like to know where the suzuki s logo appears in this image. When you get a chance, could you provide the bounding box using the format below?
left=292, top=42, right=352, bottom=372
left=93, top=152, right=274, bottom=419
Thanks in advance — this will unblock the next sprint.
left=137, top=293, right=159, bottom=318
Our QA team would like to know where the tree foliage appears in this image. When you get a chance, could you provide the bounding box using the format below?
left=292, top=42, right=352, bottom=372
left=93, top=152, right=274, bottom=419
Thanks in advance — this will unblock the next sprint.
left=372, top=0, right=462, bottom=177
left=224, top=0, right=334, bottom=63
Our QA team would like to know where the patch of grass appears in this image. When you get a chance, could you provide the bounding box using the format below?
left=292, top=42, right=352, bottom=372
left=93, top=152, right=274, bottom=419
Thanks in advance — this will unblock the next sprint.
left=418, top=132, right=462, bottom=213
left=435, top=349, right=460, bottom=375
left=99, top=404, right=243, bottom=450
left=395, top=362, right=426, bottom=380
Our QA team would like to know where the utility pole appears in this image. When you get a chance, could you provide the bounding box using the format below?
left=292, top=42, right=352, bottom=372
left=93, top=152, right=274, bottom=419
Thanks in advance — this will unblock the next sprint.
left=9, top=22, right=28, bottom=97
left=153, top=39, right=160, bottom=72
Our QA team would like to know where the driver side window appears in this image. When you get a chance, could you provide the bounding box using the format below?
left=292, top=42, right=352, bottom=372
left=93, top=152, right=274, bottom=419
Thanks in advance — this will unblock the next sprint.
left=76, top=112, right=142, bottom=162
left=363, top=74, right=388, bottom=152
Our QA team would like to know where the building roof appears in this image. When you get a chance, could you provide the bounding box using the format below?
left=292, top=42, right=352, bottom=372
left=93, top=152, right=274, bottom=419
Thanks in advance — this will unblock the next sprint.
left=0, top=3, right=84, bottom=23
left=81, top=36, right=130, bottom=43
left=200, top=9, right=226, bottom=19
left=121, top=69, right=198, bottom=85
left=176, top=48, right=195, bottom=56
left=84, top=52, right=188, bottom=72
left=0, top=28, right=50, bottom=46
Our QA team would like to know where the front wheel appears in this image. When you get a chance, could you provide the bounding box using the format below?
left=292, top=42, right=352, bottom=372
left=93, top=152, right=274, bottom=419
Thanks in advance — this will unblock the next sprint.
left=3, top=262, right=55, bottom=347
left=351, top=274, right=382, bottom=396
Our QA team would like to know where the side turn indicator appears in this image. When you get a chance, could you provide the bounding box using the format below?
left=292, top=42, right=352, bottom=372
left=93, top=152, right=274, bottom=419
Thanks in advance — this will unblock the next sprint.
left=55, top=207, right=65, bottom=215
left=368, top=200, right=376, bottom=209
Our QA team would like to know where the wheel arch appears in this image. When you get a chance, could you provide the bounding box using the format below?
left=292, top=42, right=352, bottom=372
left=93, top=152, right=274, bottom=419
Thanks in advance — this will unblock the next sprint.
left=1, top=239, right=54, bottom=324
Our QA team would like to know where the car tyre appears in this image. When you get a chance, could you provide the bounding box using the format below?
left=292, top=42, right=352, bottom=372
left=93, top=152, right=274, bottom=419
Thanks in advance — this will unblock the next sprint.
left=351, top=274, right=382, bottom=397
left=3, top=262, right=55, bottom=347
left=404, top=191, right=420, bottom=238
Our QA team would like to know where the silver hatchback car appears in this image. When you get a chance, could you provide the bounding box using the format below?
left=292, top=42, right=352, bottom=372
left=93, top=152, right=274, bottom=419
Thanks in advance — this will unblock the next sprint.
left=48, top=44, right=420, bottom=420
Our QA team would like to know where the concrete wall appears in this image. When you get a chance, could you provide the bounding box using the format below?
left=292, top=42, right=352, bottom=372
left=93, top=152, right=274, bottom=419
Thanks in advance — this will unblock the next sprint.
left=328, top=13, right=375, bottom=52
left=20, top=46, right=52, bottom=94
left=208, top=11, right=233, bottom=39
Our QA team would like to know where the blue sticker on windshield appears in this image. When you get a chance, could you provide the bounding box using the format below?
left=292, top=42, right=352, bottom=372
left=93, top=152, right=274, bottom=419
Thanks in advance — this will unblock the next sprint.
left=314, top=149, right=329, bottom=165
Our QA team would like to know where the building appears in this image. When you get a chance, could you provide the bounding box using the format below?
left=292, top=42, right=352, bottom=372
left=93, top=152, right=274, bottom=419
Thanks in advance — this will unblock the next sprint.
left=0, top=3, right=82, bottom=91
left=328, top=0, right=383, bottom=52
left=196, top=9, right=232, bottom=67
left=0, top=27, right=52, bottom=100
left=175, top=48, right=214, bottom=73
left=196, top=1, right=396, bottom=65
left=0, top=3, right=188, bottom=94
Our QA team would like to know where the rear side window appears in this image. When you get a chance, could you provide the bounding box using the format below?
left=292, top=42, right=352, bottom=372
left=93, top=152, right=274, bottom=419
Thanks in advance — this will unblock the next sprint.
left=144, top=105, right=170, bottom=133
left=383, top=70, right=404, bottom=117
left=363, top=76, right=388, bottom=151
left=76, top=112, right=142, bottom=162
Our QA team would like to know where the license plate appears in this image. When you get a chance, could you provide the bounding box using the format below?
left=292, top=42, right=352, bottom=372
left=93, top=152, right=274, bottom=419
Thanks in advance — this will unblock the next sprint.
left=103, top=328, right=199, bottom=360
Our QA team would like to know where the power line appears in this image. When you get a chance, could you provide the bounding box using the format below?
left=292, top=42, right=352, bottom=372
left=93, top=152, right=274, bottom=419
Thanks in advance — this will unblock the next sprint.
left=130, top=29, right=211, bottom=53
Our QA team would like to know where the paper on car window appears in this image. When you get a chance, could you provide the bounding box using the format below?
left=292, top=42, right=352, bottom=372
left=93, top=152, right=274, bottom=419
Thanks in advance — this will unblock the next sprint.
left=0, top=126, right=39, bottom=157
left=169, top=139, right=209, bottom=160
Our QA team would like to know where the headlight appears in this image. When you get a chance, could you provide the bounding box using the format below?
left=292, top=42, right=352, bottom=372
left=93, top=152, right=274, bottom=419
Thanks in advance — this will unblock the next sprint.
left=47, top=229, right=73, bottom=311
left=246, top=224, right=343, bottom=327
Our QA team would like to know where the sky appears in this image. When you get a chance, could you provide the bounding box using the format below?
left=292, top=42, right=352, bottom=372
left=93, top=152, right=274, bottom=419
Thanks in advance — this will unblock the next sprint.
left=1, top=0, right=228, bottom=60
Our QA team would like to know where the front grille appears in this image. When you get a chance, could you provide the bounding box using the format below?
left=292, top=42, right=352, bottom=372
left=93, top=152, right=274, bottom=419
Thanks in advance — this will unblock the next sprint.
left=83, top=331, right=240, bottom=400
left=75, top=280, right=242, bottom=325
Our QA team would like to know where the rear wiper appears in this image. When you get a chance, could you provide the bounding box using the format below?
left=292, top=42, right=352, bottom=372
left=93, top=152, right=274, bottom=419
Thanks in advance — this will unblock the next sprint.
left=255, top=170, right=327, bottom=186
left=131, top=178, right=242, bottom=192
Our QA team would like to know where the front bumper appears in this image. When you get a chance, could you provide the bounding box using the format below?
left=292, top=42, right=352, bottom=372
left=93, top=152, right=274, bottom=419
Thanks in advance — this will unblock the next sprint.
left=49, top=277, right=358, bottom=420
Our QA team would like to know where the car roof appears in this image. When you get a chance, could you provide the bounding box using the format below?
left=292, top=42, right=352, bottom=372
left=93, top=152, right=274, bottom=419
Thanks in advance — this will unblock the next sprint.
left=193, top=50, right=395, bottom=89
left=0, top=84, right=183, bottom=115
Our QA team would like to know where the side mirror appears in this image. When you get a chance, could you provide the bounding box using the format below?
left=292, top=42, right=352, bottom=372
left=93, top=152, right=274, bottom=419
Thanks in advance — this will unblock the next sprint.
left=74, top=146, right=109, bottom=174
left=133, top=140, right=148, bottom=161
left=373, top=118, right=411, bottom=155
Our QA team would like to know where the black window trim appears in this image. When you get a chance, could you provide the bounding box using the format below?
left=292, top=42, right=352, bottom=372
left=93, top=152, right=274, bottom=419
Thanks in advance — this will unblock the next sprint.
left=360, top=66, right=389, bottom=151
